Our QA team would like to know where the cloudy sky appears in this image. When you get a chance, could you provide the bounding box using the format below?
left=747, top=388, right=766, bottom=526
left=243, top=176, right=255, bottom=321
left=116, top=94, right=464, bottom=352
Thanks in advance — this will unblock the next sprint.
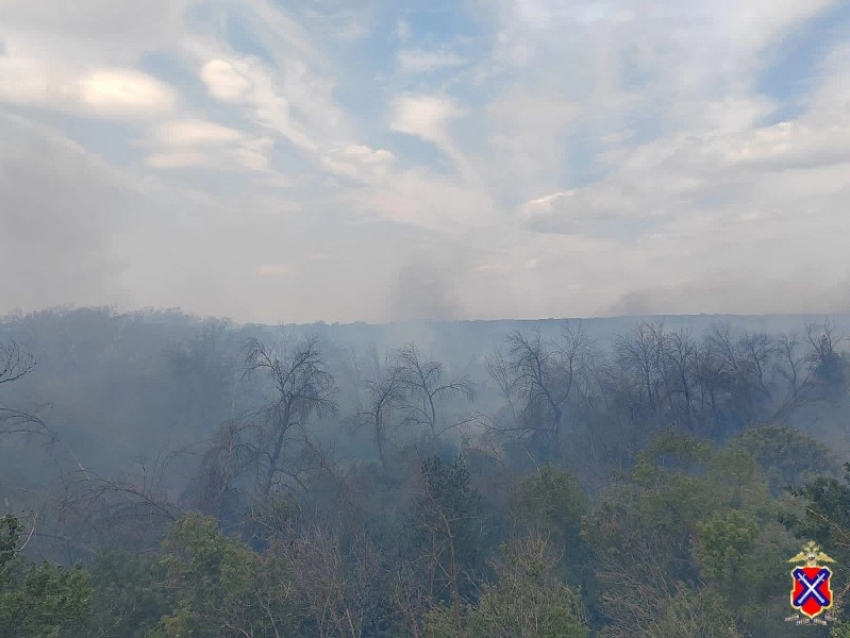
left=1, top=0, right=849, bottom=324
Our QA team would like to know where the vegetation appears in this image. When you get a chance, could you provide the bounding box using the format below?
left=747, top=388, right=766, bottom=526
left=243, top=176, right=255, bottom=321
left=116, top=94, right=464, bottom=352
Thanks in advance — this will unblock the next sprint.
left=1, top=309, right=849, bottom=636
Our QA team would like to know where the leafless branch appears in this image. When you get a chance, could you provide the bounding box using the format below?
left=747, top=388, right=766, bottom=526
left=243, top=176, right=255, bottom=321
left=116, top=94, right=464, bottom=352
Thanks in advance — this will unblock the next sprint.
left=0, top=340, right=35, bottom=386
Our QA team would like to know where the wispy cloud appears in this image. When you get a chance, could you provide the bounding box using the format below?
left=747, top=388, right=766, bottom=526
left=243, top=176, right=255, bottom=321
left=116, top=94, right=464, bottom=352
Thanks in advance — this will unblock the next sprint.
left=1, top=0, right=849, bottom=323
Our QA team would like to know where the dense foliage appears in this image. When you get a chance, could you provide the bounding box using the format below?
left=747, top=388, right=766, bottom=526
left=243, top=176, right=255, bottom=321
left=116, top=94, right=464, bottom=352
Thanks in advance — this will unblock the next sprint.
left=1, top=309, right=849, bottom=636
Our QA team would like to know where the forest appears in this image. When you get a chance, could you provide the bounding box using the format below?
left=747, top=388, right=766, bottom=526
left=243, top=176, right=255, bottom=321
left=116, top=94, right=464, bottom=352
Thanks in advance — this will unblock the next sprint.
left=2, top=308, right=850, bottom=637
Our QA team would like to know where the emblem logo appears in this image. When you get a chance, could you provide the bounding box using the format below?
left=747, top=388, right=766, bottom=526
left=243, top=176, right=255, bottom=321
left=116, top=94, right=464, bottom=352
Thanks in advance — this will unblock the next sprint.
left=785, top=541, right=837, bottom=626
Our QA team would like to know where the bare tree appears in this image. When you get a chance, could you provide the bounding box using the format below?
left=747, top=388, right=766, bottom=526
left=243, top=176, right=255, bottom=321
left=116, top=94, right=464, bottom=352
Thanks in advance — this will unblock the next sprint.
left=0, top=406, right=56, bottom=442
left=770, top=332, right=823, bottom=422
left=737, top=331, right=777, bottom=401
left=52, top=451, right=183, bottom=560
left=805, top=321, right=849, bottom=402
left=0, top=340, right=50, bottom=441
left=0, top=340, right=34, bottom=387
left=352, top=357, right=408, bottom=466
left=662, top=329, right=700, bottom=430
left=613, top=321, right=669, bottom=423
left=241, top=336, right=338, bottom=501
left=703, top=324, right=778, bottom=431
left=191, top=420, right=255, bottom=521
left=395, top=345, right=475, bottom=439
left=486, top=321, right=591, bottom=451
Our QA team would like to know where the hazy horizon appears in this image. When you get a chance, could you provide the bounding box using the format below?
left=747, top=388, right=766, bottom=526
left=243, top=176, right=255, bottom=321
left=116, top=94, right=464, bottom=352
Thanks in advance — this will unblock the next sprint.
left=5, top=305, right=850, bottom=330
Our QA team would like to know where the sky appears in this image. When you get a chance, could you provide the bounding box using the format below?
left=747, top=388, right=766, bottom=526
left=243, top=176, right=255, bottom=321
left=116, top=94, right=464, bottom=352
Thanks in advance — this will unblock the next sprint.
left=1, top=0, right=849, bottom=324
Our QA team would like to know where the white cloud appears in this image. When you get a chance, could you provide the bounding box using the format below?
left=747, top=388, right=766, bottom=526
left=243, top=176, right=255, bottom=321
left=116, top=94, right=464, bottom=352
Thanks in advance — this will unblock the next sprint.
left=321, top=144, right=396, bottom=181
left=720, top=0, right=837, bottom=55
left=143, top=119, right=275, bottom=172
left=521, top=106, right=850, bottom=238
left=0, top=0, right=191, bottom=58
left=357, top=168, right=494, bottom=232
left=389, top=95, right=480, bottom=182
left=334, top=144, right=395, bottom=165
left=153, top=120, right=244, bottom=146
left=0, top=55, right=55, bottom=106
left=519, top=184, right=669, bottom=237
left=225, top=0, right=321, bottom=64
left=0, top=49, right=176, bottom=117
left=145, top=135, right=274, bottom=172
left=0, top=0, right=188, bottom=122
left=390, top=95, right=465, bottom=143
left=200, top=60, right=251, bottom=102
left=684, top=118, right=850, bottom=172
left=185, top=33, right=353, bottom=155
left=807, top=43, right=850, bottom=113
left=486, top=85, right=581, bottom=201
left=78, top=69, right=176, bottom=116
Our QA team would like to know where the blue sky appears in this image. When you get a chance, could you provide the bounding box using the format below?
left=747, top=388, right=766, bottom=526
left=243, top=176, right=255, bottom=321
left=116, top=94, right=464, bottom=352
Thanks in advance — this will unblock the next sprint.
left=1, top=0, right=849, bottom=323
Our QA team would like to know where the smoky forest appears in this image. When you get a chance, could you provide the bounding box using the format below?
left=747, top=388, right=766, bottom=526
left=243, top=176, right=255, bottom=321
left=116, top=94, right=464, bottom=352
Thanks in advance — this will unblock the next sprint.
left=3, top=308, right=850, bottom=638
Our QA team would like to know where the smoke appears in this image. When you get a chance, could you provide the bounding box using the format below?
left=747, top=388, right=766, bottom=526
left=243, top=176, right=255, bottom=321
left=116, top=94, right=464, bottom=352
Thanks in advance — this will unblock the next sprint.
left=385, top=246, right=474, bottom=323
left=388, top=261, right=463, bottom=322
left=604, top=271, right=850, bottom=318
left=0, top=114, right=134, bottom=312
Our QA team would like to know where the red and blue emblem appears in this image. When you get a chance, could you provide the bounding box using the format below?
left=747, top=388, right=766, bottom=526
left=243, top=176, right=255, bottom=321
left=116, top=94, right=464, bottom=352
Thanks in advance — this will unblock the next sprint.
left=786, top=541, right=837, bottom=625
left=790, top=565, right=833, bottom=619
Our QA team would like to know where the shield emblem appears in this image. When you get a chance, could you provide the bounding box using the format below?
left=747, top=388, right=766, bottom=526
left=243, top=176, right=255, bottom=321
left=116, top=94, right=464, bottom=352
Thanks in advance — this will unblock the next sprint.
left=790, top=565, right=833, bottom=619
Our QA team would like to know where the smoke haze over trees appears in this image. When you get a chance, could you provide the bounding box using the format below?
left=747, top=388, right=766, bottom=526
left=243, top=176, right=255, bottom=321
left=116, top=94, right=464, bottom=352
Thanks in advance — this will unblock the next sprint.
left=1, top=308, right=850, bottom=636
